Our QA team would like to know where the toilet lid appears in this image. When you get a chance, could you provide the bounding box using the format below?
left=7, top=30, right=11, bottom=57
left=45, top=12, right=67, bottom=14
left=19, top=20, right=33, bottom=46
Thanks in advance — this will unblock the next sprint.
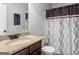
left=42, top=46, right=55, bottom=53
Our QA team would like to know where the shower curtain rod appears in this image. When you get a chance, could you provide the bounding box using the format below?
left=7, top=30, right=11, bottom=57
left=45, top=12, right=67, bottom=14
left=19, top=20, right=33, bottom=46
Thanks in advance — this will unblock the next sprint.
left=46, top=15, right=79, bottom=20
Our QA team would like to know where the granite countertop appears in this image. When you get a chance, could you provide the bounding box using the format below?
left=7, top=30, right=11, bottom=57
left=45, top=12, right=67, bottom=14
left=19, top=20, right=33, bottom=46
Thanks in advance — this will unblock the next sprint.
left=0, top=35, right=44, bottom=55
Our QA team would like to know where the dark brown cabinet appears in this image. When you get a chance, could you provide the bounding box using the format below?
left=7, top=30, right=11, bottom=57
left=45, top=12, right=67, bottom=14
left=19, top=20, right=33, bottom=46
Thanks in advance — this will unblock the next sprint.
left=32, top=49, right=41, bottom=55
left=12, top=47, right=30, bottom=55
left=12, top=40, right=42, bottom=55
left=30, top=41, right=41, bottom=55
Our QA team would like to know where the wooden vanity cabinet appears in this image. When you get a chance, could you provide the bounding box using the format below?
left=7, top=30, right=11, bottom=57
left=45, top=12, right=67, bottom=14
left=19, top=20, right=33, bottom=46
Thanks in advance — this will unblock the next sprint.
left=12, top=47, right=30, bottom=55
left=13, top=40, right=42, bottom=55
left=32, top=49, right=41, bottom=55
left=30, top=41, right=42, bottom=55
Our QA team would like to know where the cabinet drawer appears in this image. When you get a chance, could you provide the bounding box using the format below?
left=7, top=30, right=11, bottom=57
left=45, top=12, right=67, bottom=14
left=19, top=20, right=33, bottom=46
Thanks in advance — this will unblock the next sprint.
left=32, top=48, right=41, bottom=55
left=13, top=47, right=30, bottom=55
left=30, top=41, right=41, bottom=54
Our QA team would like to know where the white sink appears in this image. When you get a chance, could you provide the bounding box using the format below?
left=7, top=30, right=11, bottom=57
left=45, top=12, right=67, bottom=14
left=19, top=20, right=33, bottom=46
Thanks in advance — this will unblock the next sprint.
left=0, top=40, right=11, bottom=47
left=7, top=39, right=30, bottom=46
left=0, top=39, right=30, bottom=49
left=0, top=39, right=30, bottom=54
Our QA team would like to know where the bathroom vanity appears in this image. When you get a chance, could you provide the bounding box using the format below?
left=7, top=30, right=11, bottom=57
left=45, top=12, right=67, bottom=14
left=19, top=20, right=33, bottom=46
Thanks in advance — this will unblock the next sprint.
left=0, top=35, right=43, bottom=55
left=12, top=40, right=42, bottom=55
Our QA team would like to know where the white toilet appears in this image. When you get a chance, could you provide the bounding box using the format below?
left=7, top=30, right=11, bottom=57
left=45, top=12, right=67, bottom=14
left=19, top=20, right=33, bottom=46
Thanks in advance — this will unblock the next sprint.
left=42, top=46, right=55, bottom=55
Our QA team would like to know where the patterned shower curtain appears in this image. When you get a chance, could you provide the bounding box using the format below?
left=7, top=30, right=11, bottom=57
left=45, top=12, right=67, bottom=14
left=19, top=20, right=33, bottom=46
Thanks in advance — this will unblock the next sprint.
left=44, top=16, right=79, bottom=55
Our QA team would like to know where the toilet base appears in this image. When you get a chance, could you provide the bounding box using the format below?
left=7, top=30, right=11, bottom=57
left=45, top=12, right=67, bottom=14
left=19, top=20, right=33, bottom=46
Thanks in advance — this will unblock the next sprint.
left=42, top=52, right=55, bottom=55
left=42, top=46, right=55, bottom=55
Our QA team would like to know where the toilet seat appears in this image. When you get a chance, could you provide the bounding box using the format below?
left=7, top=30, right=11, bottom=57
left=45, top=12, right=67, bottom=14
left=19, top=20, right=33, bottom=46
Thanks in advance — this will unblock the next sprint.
left=42, top=46, right=55, bottom=55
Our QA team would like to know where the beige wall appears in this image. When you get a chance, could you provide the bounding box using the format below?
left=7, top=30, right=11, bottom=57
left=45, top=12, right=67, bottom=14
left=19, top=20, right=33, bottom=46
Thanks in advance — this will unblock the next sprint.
left=28, top=3, right=51, bottom=36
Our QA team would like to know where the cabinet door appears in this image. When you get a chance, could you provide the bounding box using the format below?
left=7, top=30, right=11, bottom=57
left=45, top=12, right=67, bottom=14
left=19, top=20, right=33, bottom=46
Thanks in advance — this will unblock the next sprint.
left=13, top=47, right=30, bottom=55
left=32, top=49, right=41, bottom=55
left=0, top=4, right=7, bottom=36
left=30, top=41, right=42, bottom=54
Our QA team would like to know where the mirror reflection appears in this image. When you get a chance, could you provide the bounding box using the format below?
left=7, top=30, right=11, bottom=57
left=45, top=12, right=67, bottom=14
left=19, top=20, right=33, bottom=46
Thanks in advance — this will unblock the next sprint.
left=0, top=3, right=28, bottom=35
